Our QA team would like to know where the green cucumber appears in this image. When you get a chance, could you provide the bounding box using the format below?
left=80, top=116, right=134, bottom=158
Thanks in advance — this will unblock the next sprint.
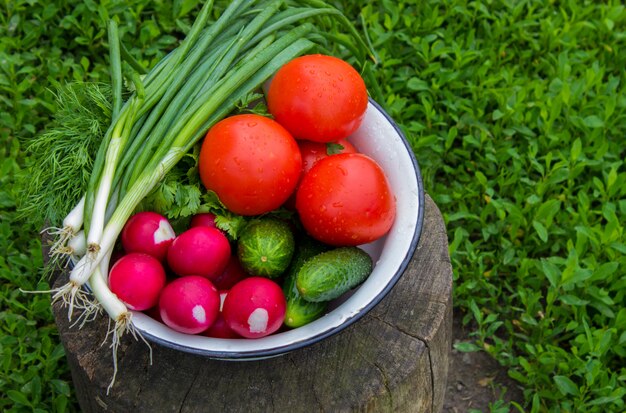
left=283, top=236, right=330, bottom=328
left=296, top=247, right=373, bottom=302
left=237, top=218, right=295, bottom=278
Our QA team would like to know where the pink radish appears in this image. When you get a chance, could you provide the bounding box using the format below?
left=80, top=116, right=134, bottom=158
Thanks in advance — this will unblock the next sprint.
left=203, top=291, right=240, bottom=338
left=222, top=277, right=286, bottom=339
left=108, top=253, right=166, bottom=311
left=167, top=226, right=231, bottom=279
left=159, top=276, right=220, bottom=334
left=121, top=211, right=176, bottom=261
left=212, top=254, right=248, bottom=290
left=189, top=212, right=218, bottom=229
left=108, top=249, right=125, bottom=271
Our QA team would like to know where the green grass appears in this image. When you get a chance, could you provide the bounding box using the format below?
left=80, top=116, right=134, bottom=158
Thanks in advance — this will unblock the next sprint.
left=1, top=0, right=625, bottom=412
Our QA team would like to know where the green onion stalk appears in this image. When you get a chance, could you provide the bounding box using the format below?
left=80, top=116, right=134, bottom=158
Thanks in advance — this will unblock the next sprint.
left=43, top=0, right=378, bottom=392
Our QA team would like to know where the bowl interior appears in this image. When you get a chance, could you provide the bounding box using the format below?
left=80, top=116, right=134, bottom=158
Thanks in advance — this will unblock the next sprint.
left=132, top=100, right=424, bottom=359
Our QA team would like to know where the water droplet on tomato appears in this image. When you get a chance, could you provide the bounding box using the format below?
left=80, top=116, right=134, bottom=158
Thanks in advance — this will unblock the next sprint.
left=247, top=121, right=257, bottom=127
left=319, top=205, right=326, bottom=212
left=332, top=201, right=343, bottom=208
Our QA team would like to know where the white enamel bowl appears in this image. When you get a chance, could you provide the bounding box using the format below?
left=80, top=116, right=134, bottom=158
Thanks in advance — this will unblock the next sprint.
left=132, top=99, right=425, bottom=359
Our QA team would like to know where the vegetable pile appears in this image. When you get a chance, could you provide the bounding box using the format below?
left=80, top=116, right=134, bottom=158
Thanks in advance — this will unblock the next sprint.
left=108, top=48, right=397, bottom=340
left=31, top=0, right=398, bottom=391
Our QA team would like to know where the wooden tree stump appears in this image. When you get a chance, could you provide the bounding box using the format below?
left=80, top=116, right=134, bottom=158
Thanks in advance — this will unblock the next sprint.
left=49, top=194, right=453, bottom=412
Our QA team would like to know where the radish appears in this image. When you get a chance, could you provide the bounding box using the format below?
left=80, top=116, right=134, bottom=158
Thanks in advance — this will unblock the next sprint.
left=108, top=253, right=166, bottom=311
left=203, top=291, right=240, bottom=339
left=167, top=226, right=231, bottom=279
left=222, top=277, right=286, bottom=339
left=212, top=254, right=248, bottom=290
left=189, top=212, right=218, bottom=229
left=108, top=249, right=125, bottom=270
left=121, top=211, right=176, bottom=261
left=159, top=276, right=220, bottom=335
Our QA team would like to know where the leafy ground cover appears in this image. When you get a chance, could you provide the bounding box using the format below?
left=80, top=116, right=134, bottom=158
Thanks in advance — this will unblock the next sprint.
left=1, top=0, right=625, bottom=412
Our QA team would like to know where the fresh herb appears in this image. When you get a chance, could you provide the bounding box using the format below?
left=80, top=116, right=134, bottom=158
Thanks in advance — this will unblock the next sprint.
left=18, top=83, right=113, bottom=226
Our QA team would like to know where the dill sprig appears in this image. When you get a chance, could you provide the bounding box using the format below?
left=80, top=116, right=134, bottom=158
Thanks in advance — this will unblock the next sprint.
left=18, top=82, right=112, bottom=226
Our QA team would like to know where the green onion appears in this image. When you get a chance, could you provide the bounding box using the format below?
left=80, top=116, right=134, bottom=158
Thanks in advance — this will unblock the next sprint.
left=107, top=20, right=123, bottom=120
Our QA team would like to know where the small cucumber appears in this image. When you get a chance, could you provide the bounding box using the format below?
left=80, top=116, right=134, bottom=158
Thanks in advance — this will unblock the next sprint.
left=237, top=218, right=295, bottom=278
left=296, top=247, right=373, bottom=302
left=282, top=237, right=330, bottom=328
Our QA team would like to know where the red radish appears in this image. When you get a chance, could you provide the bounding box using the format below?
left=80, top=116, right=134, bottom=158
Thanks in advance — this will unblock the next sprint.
left=167, top=226, right=231, bottom=279
left=212, top=255, right=248, bottom=290
left=108, top=248, right=125, bottom=271
left=189, top=212, right=218, bottom=229
left=204, top=315, right=240, bottom=338
left=159, top=276, right=220, bottom=334
left=108, top=253, right=166, bottom=311
left=203, top=291, right=240, bottom=338
left=121, top=211, right=176, bottom=261
left=222, top=277, right=286, bottom=339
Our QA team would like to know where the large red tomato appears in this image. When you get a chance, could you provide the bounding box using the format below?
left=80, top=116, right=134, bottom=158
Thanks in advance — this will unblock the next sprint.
left=295, top=153, right=395, bottom=246
left=267, top=54, right=368, bottom=143
left=199, top=114, right=302, bottom=216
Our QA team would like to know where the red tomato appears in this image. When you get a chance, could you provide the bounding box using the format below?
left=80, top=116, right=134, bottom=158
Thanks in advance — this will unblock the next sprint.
left=199, top=114, right=302, bottom=216
left=299, top=138, right=357, bottom=175
left=295, top=153, right=395, bottom=246
left=282, top=138, right=358, bottom=210
left=267, top=54, right=368, bottom=143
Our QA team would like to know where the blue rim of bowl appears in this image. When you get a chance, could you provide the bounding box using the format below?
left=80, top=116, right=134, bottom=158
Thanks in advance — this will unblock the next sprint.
left=138, top=98, right=426, bottom=360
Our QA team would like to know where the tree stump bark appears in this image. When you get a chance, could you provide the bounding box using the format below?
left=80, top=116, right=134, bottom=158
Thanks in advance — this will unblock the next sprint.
left=48, top=194, right=453, bottom=412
